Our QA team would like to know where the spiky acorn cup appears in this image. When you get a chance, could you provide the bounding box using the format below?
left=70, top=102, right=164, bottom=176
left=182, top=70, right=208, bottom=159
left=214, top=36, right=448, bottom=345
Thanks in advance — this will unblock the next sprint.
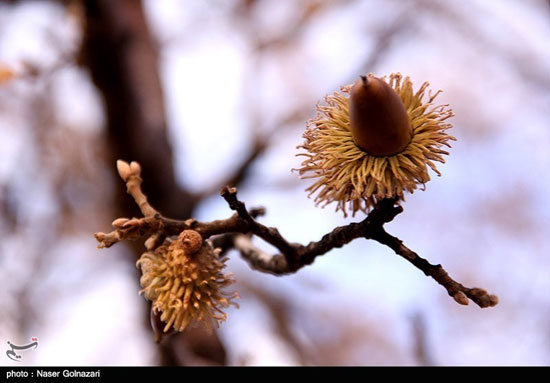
left=296, top=73, right=455, bottom=216
left=137, top=230, right=238, bottom=332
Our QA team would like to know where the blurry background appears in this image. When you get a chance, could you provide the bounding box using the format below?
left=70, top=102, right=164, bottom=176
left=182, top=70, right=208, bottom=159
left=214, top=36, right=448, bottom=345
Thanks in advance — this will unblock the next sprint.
left=0, top=0, right=548, bottom=366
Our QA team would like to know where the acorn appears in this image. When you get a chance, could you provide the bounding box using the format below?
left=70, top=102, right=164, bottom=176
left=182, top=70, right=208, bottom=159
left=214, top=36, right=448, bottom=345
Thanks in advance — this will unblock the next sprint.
left=136, top=236, right=238, bottom=333
left=349, top=74, right=412, bottom=156
left=295, top=72, right=456, bottom=216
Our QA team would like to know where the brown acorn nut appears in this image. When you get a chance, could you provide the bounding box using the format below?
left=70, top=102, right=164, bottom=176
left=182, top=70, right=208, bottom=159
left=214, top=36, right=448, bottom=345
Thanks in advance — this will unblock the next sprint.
left=349, top=74, right=412, bottom=156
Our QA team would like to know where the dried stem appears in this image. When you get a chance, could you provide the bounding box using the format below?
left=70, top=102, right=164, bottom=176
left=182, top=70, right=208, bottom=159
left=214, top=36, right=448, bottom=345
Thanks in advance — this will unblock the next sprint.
left=367, top=226, right=499, bottom=308
left=95, top=160, right=498, bottom=309
left=117, top=160, right=158, bottom=217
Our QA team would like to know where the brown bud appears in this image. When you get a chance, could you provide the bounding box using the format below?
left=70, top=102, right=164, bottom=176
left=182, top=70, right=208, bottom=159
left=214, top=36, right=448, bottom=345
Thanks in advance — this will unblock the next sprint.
left=349, top=74, right=412, bottom=156
left=112, top=218, right=129, bottom=228
left=130, top=161, right=141, bottom=175
left=116, top=160, right=131, bottom=182
left=145, top=233, right=165, bottom=251
left=453, top=291, right=469, bottom=305
left=487, top=295, right=499, bottom=307
left=468, top=288, right=487, bottom=297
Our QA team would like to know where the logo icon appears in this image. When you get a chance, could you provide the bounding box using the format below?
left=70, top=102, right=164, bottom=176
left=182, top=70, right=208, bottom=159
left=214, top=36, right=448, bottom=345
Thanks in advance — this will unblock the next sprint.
left=6, top=338, right=38, bottom=362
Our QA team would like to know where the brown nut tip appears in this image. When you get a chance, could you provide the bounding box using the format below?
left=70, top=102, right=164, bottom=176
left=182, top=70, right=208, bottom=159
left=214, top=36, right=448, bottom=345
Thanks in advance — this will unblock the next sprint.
left=349, top=74, right=412, bottom=156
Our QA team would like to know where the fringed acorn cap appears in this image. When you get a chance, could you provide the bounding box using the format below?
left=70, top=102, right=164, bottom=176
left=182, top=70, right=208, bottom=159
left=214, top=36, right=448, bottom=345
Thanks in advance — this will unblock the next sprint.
left=295, top=73, right=455, bottom=217
left=137, top=230, right=238, bottom=332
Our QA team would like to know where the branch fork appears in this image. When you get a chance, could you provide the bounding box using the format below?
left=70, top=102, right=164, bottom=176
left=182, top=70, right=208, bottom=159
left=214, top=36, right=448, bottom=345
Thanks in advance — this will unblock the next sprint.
left=95, top=160, right=498, bottom=309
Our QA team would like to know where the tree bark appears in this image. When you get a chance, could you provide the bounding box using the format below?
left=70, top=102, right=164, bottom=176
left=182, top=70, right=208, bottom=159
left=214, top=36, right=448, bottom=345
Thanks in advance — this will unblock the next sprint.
left=80, top=0, right=225, bottom=365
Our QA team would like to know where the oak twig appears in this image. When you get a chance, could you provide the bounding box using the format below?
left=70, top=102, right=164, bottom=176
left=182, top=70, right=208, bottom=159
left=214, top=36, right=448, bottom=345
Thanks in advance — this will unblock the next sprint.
left=95, top=161, right=498, bottom=308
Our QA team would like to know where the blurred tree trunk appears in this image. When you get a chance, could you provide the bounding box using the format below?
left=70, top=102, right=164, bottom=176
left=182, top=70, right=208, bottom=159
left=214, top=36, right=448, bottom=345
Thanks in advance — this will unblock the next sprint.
left=80, top=0, right=225, bottom=365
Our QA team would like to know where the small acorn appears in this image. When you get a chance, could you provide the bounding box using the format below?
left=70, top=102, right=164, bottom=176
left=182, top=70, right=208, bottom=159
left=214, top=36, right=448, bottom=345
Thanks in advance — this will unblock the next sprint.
left=349, top=74, right=412, bottom=156
left=136, top=236, right=238, bottom=333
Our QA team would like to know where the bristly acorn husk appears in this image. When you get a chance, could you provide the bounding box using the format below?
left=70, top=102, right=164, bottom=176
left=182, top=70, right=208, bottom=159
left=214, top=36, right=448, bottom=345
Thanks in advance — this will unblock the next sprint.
left=137, top=230, right=238, bottom=332
left=295, top=73, right=455, bottom=217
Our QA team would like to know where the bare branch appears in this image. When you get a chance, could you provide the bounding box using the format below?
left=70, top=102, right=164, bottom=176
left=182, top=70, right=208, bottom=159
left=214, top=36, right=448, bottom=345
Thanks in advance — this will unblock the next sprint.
left=233, top=235, right=289, bottom=273
left=368, top=227, right=499, bottom=308
left=220, top=186, right=297, bottom=265
left=95, top=160, right=498, bottom=308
